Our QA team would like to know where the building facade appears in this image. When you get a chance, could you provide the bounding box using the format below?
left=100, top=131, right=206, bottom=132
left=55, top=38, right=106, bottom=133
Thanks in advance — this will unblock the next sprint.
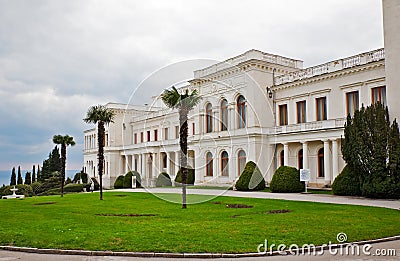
left=84, top=46, right=390, bottom=188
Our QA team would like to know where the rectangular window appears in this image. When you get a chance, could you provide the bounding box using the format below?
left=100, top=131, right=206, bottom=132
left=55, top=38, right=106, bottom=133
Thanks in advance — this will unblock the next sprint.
left=154, top=129, right=158, bottom=141
left=147, top=131, right=151, bottom=142
left=372, top=86, right=386, bottom=106
left=140, top=132, right=144, bottom=143
left=164, top=128, right=169, bottom=140
left=134, top=133, right=137, bottom=144
left=192, top=123, right=195, bottom=135
left=279, top=104, right=288, bottom=126
left=175, top=126, right=179, bottom=139
left=296, top=101, right=306, bottom=123
left=346, top=91, right=359, bottom=116
left=316, top=97, right=327, bottom=121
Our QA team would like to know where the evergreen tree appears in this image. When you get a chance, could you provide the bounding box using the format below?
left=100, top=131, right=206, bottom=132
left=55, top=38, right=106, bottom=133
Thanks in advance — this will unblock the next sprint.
left=342, top=102, right=400, bottom=198
left=24, top=172, right=32, bottom=185
left=37, top=165, right=41, bottom=181
left=40, top=146, right=62, bottom=182
left=32, top=165, right=36, bottom=183
left=17, top=166, right=23, bottom=185
left=10, top=167, right=16, bottom=186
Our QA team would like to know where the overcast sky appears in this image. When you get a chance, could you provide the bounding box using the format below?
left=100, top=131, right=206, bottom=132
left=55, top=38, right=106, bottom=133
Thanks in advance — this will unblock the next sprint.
left=0, top=0, right=383, bottom=170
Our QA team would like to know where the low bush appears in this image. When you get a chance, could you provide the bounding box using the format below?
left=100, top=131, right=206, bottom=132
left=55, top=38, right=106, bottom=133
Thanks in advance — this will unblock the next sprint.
left=73, top=172, right=89, bottom=183
left=114, top=175, right=125, bottom=189
left=31, top=182, right=43, bottom=195
left=64, top=183, right=85, bottom=193
left=361, top=176, right=400, bottom=199
left=332, top=165, right=362, bottom=196
left=156, top=172, right=172, bottom=187
left=175, top=167, right=195, bottom=186
left=1, top=184, right=34, bottom=197
left=235, top=161, right=265, bottom=191
left=270, top=166, right=303, bottom=193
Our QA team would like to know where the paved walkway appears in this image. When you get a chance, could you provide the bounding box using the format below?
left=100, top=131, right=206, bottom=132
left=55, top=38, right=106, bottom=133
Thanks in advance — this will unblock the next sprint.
left=112, top=188, right=400, bottom=210
left=1, top=189, right=399, bottom=260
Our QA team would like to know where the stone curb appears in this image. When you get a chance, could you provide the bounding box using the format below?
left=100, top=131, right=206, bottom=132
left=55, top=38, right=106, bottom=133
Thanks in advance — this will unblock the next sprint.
left=1, top=235, right=400, bottom=258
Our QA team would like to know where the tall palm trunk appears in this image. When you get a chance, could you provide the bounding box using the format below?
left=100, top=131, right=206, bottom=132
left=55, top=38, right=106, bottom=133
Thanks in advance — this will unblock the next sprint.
left=98, top=121, right=105, bottom=200
left=179, top=108, right=189, bottom=209
left=60, top=144, right=66, bottom=197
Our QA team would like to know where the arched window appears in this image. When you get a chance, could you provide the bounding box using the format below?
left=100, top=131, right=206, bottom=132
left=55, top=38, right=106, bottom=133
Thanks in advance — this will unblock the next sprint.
left=280, top=150, right=284, bottom=166
left=162, top=153, right=167, bottom=169
left=206, top=152, right=213, bottom=176
left=238, top=150, right=246, bottom=176
left=298, top=149, right=303, bottom=169
left=220, top=99, right=228, bottom=131
left=318, top=148, right=324, bottom=177
left=237, top=95, right=246, bottom=128
left=221, top=151, right=229, bottom=176
left=206, top=103, right=213, bottom=133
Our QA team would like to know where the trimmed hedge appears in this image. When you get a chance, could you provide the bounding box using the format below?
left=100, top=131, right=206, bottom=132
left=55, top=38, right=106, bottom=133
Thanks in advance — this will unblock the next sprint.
left=124, top=171, right=141, bottom=188
left=114, top=175, right=125, bottom=189
left=64, top=183, right=85, bottom=193
left=156, top=172, right=172, bottom=187
left=175, top=167, right=195, bottom=186
left=361, top=176, right=400, bottom=199
left=235, top=161, right=265, bottom=191
left=270, top=166, right=304, bottom=193
left=332, top=165, right=361, bottom=196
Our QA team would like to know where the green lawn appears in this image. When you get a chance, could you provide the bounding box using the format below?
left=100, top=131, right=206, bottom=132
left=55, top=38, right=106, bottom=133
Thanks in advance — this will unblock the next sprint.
left=0, top=192, right=399, bottom=253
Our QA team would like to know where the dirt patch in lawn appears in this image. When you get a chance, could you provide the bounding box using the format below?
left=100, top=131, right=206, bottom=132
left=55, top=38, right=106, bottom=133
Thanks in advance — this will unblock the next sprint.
left=96, top=213, right=157, bottom=217
left=267, top=209, right=292, bottom=214
left=113, top=194, right=128, bottom=197
left=226, top=204, right=253, bottom=209
left=32, top=202, right=57, bottom=206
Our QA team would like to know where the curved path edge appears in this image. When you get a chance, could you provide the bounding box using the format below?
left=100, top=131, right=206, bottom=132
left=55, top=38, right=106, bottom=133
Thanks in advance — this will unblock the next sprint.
left=1, top=236, right=400, bottom=258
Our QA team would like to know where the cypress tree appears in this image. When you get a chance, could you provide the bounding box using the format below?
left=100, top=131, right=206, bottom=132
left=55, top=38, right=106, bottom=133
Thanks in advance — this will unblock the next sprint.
left=37, top=165, right=41, bottom=181
left=24, top=172, right=32, bottom=185
left=17, top=166, right=23, bottom=185
left=10, top=167, right=16, bottom=186
left=32, top=165, right=36, bottom=183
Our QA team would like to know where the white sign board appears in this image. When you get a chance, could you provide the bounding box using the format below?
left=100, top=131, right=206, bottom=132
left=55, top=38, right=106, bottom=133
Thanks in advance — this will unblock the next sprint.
left=300, top=169, right=311, bottom=182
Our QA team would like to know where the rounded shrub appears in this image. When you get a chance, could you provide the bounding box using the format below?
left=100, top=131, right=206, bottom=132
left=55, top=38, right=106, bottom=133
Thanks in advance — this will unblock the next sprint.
left=31, top=182, right=43, bottom=195
left=332, top=165, right=361, bottom=196
left=156, top=172, right=172, bottom=187
left=175, top=167, right=195, bottom=186
left=235, top=161, right=265, bottom=191
left=270, top=166, right=303, bottom=193
left=124, top=171, right=141, bottom=188
left=114, top=175, right=125, bottom=189
left=64, top=183, right=85, bottom=193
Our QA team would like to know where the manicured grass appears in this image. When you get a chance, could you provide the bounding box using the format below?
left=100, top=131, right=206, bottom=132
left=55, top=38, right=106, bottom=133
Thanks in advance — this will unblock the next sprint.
left=0, top=192, right=399, bottom=253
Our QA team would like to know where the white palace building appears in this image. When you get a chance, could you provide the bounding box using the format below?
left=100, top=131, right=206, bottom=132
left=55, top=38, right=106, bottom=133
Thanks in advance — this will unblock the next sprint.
left=84, top=0, right=400, bottom=189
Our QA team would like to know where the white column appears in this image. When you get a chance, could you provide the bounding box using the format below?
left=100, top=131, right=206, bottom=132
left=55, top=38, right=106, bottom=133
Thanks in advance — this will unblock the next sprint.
left=214, top=150, right=219, bottom=177
left=283, top=143, right=289, bottom=166
left=323, top=140, right=331, bottom=183
left=138, top=154, right=142, bottom=175
left=229, top=106, right=235, bottom=130
left=331, top=139, right=338, bottom=181
left=302, top=141, right=309, bottom=169
left=166, top=152, right=171, bottom=175
left=229, top=148, right=235, bottom=181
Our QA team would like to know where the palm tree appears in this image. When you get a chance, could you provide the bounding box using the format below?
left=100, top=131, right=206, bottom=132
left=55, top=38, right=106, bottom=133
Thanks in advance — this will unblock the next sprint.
left=53, top=134, right=75, bottom=197
left=83, top=105, right=115, bottom=200
left=161, top=86, right=201, bottom=208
